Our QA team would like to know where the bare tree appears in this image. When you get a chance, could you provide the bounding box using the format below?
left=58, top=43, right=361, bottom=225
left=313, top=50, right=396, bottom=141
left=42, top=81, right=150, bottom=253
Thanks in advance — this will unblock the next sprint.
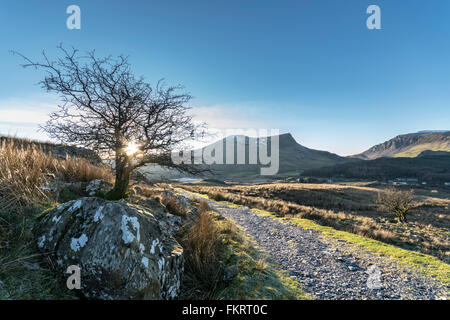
left=13, top=45, right=204, bottom=199
left=376, top=187, right=414, bottom=223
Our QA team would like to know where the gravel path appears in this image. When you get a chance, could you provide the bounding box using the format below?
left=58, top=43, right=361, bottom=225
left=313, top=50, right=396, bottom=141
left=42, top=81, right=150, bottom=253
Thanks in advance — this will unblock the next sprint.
left=178, top=189, right=449, bottom=300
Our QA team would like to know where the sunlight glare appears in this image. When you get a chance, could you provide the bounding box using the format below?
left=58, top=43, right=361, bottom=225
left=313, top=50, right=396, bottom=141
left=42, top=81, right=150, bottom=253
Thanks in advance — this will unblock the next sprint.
left=125, top=141, right=139, bottom=156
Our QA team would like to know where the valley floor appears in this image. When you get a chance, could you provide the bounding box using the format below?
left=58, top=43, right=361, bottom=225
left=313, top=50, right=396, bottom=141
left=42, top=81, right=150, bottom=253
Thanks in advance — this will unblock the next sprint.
left=178, top=189, right=449, bottom=300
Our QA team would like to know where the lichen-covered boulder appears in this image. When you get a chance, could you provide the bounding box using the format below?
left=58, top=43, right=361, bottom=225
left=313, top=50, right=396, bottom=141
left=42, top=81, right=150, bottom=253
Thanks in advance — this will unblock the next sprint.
left=36, top=197, right=184, bottom=300
left=134, top=197, right=182, bottom=236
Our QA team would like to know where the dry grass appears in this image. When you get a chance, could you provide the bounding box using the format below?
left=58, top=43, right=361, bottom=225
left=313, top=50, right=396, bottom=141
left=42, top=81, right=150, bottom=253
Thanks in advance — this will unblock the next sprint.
left=0, top=138, right=112, bottom=213
left=129, top=184, right=194, bottom=218
left=206, top=183, right=376, bottom=211
left=161, top=195, right=187, bottom=217
left=128, top=183, right=167, bottom=199
left=0, top=140, right=55, bottom=212
left=180, top=183, right=449, bottom=262
left=57, top=155, right=112, bottom=183
left=130, top=190, right=221, bottom=298
left=0, top=138, right=112, bottom=278
left=177, top=199, right=309, bottom=300
left=178, top=205, right=222, bottom=299
left=198, top=199, right=212, bottom=213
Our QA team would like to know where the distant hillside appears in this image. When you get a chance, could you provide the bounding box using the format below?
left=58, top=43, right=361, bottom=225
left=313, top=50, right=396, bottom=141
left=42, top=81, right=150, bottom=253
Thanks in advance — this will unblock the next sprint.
left=353, top=131, right=450, bottom=160
left=303, top=155, right=450, bottom=183
left=418, top=150, right=450, bottom=157
left=0, top=136, right=102, bottom=164
left=197, top=133, right=352, bottom=180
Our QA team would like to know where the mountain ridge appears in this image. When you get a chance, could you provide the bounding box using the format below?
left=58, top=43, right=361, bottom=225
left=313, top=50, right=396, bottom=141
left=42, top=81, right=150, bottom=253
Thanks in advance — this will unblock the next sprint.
left=197, top=132, right=352, bottom=179
left=352, top=131, right=450, bottom=160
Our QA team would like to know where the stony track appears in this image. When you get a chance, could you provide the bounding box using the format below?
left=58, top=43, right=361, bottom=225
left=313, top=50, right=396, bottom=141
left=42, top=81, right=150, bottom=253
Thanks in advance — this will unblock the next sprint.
left=178, top=189, right=449, bottom=300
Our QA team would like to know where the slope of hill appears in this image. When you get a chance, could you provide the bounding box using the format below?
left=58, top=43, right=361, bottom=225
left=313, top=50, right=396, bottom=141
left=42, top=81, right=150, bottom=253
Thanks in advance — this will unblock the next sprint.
left=198, top=133, right=352, bottom=179
left=303, top=155, right=450, bottom=183
left=353, top=131, right=450, bottom=160
left=0, top=136, right=102, bottom=164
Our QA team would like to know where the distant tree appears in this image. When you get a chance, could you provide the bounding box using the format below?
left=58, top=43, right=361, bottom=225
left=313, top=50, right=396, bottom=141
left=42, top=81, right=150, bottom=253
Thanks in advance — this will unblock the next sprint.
left=14, top=45, right=203, bottom=199
left=376, top=187, right=414, bottom=223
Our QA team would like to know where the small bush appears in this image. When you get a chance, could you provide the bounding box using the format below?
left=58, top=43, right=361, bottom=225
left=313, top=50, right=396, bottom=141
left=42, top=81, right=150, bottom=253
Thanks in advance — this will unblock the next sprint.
left=207, top=191, right=227, bottom=202
left=178, top=211, right=222, bottom=299
left=377, top=188, right=414, bottom=223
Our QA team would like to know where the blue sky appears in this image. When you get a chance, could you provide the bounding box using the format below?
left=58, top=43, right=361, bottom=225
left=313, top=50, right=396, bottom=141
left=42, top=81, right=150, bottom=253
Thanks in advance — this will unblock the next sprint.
left=0, top=0, right=449, bottom=155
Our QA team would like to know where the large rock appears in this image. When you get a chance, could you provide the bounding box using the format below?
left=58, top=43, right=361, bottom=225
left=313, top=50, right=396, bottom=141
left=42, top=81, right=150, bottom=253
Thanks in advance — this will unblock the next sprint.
left=36, top=197, right=184, bottom=300
left=134, top=197, right=182, bottom=236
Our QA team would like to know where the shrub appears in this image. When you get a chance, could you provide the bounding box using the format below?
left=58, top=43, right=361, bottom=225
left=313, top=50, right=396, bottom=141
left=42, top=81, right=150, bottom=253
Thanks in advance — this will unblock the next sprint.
left=377, top=188, right=415, bottom=223
left=207, top=191, right=227, bottom=202
left=178, top=210, right=222, bottom=299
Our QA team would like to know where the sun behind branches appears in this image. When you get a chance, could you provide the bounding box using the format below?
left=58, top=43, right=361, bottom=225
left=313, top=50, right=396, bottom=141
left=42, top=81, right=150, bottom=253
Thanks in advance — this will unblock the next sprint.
left=125, top=141, right=140, bottom=156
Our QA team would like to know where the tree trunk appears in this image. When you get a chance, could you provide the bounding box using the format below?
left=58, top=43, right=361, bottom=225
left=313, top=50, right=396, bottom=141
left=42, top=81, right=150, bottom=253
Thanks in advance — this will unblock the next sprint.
left=396, top=210, right=407, bottom=224
left=106, top=152, right=132, bottom=200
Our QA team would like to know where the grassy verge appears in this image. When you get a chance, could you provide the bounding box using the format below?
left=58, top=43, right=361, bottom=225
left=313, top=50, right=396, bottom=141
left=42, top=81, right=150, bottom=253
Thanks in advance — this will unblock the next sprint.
left=177, top=198, right=310, bottom=300
left=214, top=212, right=310, bottom=300
left=180, top=189, right=450, bottom=285
left=178, top=185, right=449, bottom=263
left=257, top=208, right=450, bottom=285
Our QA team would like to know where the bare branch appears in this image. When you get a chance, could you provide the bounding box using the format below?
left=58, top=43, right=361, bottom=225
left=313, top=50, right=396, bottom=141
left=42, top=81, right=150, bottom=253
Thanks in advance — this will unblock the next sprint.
left=14, top=45, right=205, bottom=198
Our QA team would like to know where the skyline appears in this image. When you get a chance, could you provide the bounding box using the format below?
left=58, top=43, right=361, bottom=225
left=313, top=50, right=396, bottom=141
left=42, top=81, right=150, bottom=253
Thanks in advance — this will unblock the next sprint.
left=1, top=1, right=450, bottom=155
